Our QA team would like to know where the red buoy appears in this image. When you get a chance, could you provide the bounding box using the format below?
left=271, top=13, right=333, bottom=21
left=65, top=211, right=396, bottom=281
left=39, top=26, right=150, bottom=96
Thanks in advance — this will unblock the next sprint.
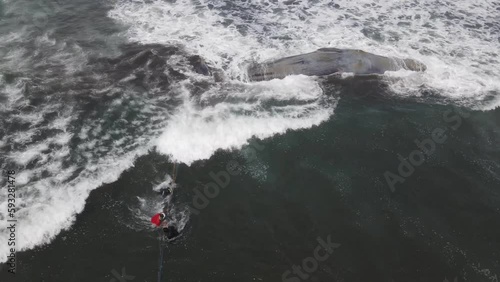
left=151, top=213, right=162, bottom=226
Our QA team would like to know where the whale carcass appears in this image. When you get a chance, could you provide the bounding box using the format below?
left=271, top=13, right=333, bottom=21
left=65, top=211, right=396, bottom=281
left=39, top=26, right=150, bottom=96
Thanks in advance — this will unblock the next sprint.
left=247, top=48, right=427, bottom=81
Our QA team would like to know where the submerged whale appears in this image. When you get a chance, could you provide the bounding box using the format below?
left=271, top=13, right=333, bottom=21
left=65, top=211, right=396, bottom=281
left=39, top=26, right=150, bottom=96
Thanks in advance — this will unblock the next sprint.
left=247, top=48, right=427, bottom=81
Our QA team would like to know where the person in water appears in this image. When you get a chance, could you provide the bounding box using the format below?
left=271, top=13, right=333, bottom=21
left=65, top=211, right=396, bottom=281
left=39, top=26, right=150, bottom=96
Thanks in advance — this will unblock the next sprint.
left=151, top=212, right=180, bottom=240
left=158, top=187, right=172, bottom=197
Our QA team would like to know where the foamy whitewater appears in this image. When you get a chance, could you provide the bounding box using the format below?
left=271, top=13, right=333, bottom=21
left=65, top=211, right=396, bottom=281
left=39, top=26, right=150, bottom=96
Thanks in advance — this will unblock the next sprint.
left=0, top=0, right=499, bottom=263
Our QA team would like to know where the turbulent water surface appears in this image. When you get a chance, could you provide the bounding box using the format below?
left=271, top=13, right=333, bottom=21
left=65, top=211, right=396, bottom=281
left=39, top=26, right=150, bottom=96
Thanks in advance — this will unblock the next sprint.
left=0, top=0, right=499, bottom=281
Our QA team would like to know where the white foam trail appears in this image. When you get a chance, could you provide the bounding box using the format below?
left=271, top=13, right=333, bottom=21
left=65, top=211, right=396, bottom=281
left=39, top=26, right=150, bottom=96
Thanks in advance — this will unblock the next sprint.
left=156, top=75, right=333, bottom=164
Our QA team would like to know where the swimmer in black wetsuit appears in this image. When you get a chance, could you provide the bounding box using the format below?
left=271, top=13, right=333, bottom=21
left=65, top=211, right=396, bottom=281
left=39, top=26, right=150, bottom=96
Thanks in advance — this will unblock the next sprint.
left=158, top=187, right=173, bottom=197
left=151, top=212, right=180, bottom=240
left=162, top=223, right=179, bottom=240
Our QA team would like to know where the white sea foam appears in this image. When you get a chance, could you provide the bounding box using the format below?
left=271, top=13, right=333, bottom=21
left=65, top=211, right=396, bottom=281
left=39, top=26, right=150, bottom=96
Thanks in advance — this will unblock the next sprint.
left=0, top=147, right=149, bottom=256
left=110, top=0, right=500, bottom=105
left=0, top=80, right=167, bottom=263
left=156, top=75, right=333, bottom=164
left=0, top=129, right=153, bottom=263
left=109, top=0, right=340, bottom=163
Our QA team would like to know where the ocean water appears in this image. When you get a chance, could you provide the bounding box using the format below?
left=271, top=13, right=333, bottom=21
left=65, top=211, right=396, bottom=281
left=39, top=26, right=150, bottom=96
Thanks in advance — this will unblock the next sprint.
left=0, top=0, right=499, bottom=281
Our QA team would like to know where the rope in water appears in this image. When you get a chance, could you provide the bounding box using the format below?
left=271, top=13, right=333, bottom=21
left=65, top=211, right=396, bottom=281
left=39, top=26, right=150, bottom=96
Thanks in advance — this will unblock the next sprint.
left=157, top=162, right=178, bottom=281
left=157, top=230, right=165, bottom=282
left=156, top=162, right=179, bottom=281
left=172, top=162, right=178, bottom=182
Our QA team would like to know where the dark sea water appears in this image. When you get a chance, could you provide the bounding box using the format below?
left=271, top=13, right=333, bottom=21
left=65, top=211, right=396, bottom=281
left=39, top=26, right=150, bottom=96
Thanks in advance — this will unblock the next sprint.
left=1, top=0, right=499, bottom=282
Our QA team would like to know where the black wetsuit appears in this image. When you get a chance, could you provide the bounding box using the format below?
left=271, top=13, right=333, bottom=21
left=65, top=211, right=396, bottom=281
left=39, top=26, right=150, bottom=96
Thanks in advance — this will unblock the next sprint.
left=158, top=188, right=179, bottom=239
left=162, top=225, right=180, bottom=240
left=159, top=212, right=179, bottom=240
left=159, top=187, right=172, bottom=197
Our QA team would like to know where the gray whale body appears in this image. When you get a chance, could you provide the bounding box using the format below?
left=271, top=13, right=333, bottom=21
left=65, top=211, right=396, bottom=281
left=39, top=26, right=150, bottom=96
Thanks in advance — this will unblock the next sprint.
left=247, top=48, right=427, bottom=81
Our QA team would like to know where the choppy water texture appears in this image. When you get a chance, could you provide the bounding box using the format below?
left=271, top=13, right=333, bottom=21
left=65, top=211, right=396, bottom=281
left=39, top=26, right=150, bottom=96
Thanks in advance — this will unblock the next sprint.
left=0, top=0, right=499, bottom=281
